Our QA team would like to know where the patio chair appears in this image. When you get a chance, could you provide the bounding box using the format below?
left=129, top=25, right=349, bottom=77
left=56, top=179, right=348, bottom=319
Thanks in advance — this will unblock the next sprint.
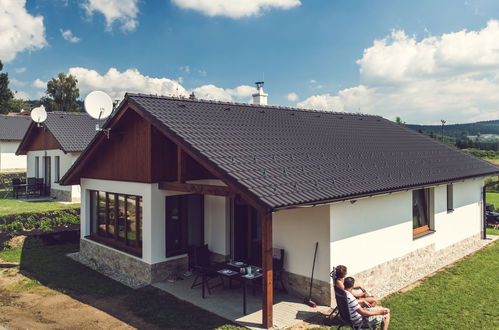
left=332, top=286, right=372, bottom=329
left=189, top=244, right=224, bottom=295
left=36, top=178, right=45, bottom=196
left=11, top=178, right=23, bottom=199
left=273, top=248, right=287, bottom=293
left=26, top=177, right=38, bottom=197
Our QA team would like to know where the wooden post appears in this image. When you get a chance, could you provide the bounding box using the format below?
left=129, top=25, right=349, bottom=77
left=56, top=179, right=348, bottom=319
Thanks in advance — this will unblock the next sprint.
left=177, top=147, right=186, bottom=183
left=262, top=212, right=273, bottom=328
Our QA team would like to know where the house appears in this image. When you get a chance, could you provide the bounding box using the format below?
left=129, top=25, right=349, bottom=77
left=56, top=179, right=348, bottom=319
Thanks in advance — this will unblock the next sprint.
left=0, top=115, right=31, bottom=172
left=61, top=92, right=499, bottom=328
left=16, top=112, right=99, bottom=202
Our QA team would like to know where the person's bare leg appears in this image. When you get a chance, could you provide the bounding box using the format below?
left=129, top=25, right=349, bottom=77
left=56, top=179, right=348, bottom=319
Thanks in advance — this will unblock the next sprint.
left=382, top=312, right=390, bottom=330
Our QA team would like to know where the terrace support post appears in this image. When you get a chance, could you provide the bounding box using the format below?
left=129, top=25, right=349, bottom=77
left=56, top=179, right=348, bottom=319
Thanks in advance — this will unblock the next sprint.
left=262, top=212, right=273, bottom=329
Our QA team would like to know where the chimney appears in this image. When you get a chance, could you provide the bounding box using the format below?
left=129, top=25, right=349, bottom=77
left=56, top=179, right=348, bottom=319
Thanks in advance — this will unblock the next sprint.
left=252, top=81, right=268, bottom=105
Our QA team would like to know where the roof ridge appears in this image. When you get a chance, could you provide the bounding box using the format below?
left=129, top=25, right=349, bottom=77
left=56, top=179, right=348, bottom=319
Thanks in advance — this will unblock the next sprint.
left=125, top=92, right=381, bottom=118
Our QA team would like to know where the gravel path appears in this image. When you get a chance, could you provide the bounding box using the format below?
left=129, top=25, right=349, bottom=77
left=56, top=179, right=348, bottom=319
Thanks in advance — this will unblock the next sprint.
left=373, top=235, right=498, bottom=299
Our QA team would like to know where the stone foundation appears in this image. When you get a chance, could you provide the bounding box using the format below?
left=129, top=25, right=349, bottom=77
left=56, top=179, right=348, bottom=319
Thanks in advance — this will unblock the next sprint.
left=80, top=238, right=188, bottom=284
left=352, top=233, right=485, bottom=301
left=50, top=188, right=72, bottom=202
left=282, top=271, right=332, bottom=306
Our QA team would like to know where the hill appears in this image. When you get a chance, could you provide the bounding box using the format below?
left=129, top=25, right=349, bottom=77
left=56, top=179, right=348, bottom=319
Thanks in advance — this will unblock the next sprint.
left=407, top=120, right=499, bottom=139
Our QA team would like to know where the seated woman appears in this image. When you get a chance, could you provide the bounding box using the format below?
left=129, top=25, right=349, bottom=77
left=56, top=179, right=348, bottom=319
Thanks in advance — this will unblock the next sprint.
left=334, top=265, right=377, bottom=307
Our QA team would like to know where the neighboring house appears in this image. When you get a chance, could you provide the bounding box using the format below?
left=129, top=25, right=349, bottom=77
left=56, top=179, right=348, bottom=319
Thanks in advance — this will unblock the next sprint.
left=17, top=112, right=99, bottom=202
left=61, top=93, right=499, bottom=328
left=0, top=115, right=31, bottom=172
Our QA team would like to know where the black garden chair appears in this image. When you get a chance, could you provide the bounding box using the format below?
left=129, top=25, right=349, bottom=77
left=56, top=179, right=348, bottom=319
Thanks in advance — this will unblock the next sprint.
left=189, top=244, right=224, bottom=295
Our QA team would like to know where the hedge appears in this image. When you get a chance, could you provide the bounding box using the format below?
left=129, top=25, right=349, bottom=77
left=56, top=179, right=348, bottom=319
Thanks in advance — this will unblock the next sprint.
left=0, top=208, right=80, bottom=238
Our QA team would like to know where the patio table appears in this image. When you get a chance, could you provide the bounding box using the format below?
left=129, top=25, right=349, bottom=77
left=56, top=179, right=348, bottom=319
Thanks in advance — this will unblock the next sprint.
left=216, top=262, right=263, bottom=315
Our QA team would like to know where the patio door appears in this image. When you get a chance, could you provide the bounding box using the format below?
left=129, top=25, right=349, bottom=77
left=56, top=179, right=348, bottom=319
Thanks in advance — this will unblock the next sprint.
left=165, top=194, right=204, bottom=257
left=43, top=156, right=51, bottom=195
left=232, top=202, right=262, bottom=265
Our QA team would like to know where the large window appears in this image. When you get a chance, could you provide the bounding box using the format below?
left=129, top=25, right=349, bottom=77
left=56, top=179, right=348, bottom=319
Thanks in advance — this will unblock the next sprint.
left=447, top=184, right=454, bottom=212
left=54, top=156, right=60, bottom=182
left=35, top=156, right=39, bottom=178
left=412, top=188, right=432, bottom=236
left=89, top=190, right=142, bottom=256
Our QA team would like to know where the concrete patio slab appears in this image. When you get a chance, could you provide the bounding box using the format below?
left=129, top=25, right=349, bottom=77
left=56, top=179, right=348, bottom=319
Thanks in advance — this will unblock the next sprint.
left=153, top=276, right=329, bottom=329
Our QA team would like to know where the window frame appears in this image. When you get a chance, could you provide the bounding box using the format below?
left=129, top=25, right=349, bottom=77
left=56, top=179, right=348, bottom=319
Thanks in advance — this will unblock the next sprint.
left=88, top=190, right=142, bottom=257
left=35, top=156, right=39, bottom=178
left=446, top=184, right=454, bottom=212
left=412, top=188, right=433, bottom=237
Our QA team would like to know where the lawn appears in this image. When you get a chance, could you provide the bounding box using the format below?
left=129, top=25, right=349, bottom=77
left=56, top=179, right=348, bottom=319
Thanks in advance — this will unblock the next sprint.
left=487, top=191, right=499, bottom=210
left=381, top=240, right=499, bottom=329
left=0, top=238, right=237, bottom=329
left=0, top=198, right=80, bottom=217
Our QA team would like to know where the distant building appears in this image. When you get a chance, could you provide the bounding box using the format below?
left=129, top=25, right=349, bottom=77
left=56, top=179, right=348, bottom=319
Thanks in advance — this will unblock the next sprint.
left=0, top=115, right=31, bottom=172
left=16, top=112, right=99, bottom=202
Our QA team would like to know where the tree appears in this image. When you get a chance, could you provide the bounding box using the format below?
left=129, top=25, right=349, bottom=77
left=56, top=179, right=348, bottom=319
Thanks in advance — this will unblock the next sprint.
left=43, top=73, right=80, bottom=112
left=395, top=116, right=406, bottom=126
left=0, top=60, right=14, bottom=114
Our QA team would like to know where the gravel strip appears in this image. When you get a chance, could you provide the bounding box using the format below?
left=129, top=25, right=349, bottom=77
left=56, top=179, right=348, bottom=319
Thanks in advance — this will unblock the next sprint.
left=67, top=252, right=147, bottom=289
left=373, top=235, right=498, bottom=299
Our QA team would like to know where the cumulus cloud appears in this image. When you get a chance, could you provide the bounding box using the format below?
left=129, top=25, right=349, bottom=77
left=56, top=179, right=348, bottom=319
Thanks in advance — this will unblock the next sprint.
left=33, top=78, right=46, bottom=88
left=299, top=20, right=499, bottom=124
left=63, top=66, right=255, bottom=103
left=82, top=0, right=139, bottom=32
left=10, top=78, right=26, bottom=86
left=171, top=0, right=301, bottom=18
left=15, top=67, right=27, bottom=73
left=60, top=29, right=80, bottom=43
left=0, top=0, right=47, bottom=62
left=13, top=90, right=30, bottom=100
left=287, top=92, right=298, bottom=101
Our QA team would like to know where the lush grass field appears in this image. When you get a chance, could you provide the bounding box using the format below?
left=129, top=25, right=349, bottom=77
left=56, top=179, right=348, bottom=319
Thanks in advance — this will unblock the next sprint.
left=487, top=192, right=499, bottom=210
left=382, top=240, right=499, bottom=329
left=0, top=199, right=80, bottom=217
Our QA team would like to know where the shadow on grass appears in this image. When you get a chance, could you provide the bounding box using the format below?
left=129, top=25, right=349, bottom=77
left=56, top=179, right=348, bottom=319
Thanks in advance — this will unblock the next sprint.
left=16, top=233, right=238, bottom=329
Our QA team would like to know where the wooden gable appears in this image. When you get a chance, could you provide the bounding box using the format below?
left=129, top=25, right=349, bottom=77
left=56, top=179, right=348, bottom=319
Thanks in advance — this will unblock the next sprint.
left=76, top=106, right=217, bottom=184
left=17, top=123, right=62, bottom=155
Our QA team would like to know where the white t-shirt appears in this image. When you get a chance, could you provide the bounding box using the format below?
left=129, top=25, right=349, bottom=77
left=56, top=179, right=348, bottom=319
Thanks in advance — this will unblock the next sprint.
left=345, top=290, right=363, bottom=326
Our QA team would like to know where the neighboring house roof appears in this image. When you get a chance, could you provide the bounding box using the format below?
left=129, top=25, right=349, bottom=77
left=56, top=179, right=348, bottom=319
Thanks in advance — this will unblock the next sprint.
left=63, top=94, right=499, bottom=211
left=17, top=112, right=99, bottom=154
left=0, top=115, right=32, bottom=141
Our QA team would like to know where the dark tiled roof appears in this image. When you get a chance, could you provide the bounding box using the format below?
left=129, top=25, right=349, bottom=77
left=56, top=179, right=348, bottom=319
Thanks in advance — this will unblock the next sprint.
left=130, top=94, right=499, bottom=210
left=44, top=112, right=99, bottom=153
left=0, top=115, right=31, bottom=140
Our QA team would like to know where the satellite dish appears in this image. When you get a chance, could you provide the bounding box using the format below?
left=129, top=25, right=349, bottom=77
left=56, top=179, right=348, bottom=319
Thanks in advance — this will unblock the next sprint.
left=30, top=105, right=47, bottom=126
left=84, top=91, right=113, bottom=120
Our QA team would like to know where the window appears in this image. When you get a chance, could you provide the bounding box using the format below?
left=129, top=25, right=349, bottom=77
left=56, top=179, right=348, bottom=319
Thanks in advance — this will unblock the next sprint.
left=35, top=156, right=39, bottom=178
left=413, top=188, right=432, bottom=236
left=54, top=156, right=60, bottom=182
left=447, top=184, right=454, bottom=212
left=89, top=190, right=142, bottom=256
left=165, top=195, right=204, bottom=257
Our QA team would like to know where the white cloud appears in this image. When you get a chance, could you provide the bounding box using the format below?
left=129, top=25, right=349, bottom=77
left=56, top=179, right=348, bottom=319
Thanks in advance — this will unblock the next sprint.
left=171, top=0, right=301, bottom=18
left=193, top=84, right=255, bottom=102
left=179, top=65, right=190, bottom=74
left=287, top=92, right=298, bottom=101
left=0, top=0, right=47, bottom=62
left=60, top=29, right=80, bottom=43
left=10, top=78, right=26, bottom=86
left=299, top=20, right=499, bottom=124
left=13, top=90, right=29, bottom=100
left=82, top=0, right=139, bottom=32
left=33, top=78, right=46, bottom=88
left=15, top=67, right=26, bottom=73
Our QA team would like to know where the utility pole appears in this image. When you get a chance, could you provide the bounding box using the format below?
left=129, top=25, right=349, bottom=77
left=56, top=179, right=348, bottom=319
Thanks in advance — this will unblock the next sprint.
left=441, top=120, right=446, bottom=143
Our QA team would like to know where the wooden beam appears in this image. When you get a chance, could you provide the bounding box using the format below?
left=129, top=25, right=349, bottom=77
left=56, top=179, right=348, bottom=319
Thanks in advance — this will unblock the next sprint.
left=177, top=147, right=186, bottom=182
left=158, top=181, right=234, bottom=196
left=262, top=212, right=273, bottom=329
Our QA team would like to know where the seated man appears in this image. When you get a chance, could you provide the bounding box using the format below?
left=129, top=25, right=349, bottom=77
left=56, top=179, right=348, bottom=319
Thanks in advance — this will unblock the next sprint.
left=344, top=277, right=390, bottom=330
left=335, top=265, right=377, bottom=307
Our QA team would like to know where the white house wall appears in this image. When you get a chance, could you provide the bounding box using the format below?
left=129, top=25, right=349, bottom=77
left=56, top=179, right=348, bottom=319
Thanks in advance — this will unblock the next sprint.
left=26, top=150, right=80, bottom=199
left=273, top=205, right=330, bottom=282
left=329, top=178, right=483, bottom=277
left=0, top=141, right=26, bottom=171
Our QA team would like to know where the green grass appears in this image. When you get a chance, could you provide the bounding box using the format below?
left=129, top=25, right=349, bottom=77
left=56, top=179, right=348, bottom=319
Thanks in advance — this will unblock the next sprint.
left=382, top=240, right=499, bottom=329
left=487, top=192, right=499, bottom=210
left=0, top=199, right=80, bottom=216
left=486, top=227, right=499, bottom=235
left=0, top=240, right=237, bottom=329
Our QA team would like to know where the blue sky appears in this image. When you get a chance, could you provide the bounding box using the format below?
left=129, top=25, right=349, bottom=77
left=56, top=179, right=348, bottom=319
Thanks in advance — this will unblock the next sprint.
left=2, top=0, right=499, bottom=124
